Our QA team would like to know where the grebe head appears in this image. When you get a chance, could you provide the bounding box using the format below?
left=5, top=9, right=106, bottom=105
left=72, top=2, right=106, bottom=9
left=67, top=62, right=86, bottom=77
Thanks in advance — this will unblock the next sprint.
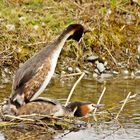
left=65, top=24, right=84, bottom=41
left=87, top=103, right=104, bottom=111
left=66, top=102, right=104, bottom=117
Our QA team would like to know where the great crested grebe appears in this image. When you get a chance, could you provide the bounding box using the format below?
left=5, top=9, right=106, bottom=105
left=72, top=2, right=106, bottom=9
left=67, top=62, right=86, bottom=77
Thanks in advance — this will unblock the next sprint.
left=17, top=97, right=66, bottom=117
left=16, top=98, right=103, bottom=117
left=9, top=24, right=84, bottom=107
left=65, top=101, right=104, bottom=117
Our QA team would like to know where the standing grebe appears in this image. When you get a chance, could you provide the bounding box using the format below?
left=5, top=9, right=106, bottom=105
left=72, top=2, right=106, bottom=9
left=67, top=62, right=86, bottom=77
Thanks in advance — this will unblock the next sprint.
left=9, top=24, right=84, bottom=107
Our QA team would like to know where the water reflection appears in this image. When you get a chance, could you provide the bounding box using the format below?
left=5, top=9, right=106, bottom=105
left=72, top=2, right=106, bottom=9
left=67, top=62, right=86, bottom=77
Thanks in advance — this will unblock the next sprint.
left=55, top=125, right=140, bottom=140
left=0, top=133, right=5, bottom=140
left=0, top=76, right=140, bottom=139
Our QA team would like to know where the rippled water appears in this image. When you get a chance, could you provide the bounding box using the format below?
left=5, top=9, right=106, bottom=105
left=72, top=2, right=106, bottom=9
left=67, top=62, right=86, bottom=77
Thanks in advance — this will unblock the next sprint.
left=0, top=76, right=140, bottom=140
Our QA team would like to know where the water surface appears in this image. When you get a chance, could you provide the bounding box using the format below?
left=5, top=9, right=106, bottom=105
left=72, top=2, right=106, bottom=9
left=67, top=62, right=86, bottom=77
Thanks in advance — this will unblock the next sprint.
left=0, top=76, right=140, bottom=140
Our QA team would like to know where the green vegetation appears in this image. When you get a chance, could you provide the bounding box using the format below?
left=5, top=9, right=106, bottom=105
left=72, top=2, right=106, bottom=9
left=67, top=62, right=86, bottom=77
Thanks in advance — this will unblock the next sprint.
left=0, top=0, right=140, bottom=79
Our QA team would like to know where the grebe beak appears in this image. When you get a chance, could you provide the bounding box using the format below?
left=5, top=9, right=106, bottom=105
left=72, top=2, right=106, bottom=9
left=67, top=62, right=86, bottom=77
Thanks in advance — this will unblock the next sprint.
left=94, top=104, right=104, bottom=108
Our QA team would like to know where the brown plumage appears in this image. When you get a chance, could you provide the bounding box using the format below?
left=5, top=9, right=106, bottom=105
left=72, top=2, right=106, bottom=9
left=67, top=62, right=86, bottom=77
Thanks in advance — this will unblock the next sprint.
left=16, top=100, right=103, bottom=118
left=1, top=100, right=103, bottom=120
left=9, top=24, right=84, bottom=107
left=17, top=97, right=65, bottom=117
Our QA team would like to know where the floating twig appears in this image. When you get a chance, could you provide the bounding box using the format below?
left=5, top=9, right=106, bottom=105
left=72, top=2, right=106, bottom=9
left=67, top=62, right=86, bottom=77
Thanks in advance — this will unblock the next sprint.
left=119, top=93, right=138, bottom=103
left=61, top=72, right=82, bottom=78
left=4, top=115, right=35, bottom=122
left=18, top=114, right=60, bottom=120
left=65, top=72, right=85, bottom=106
left=0, top=122, right=18, bottom=127
left=93, top=87, right=106, bottom=121
left=115, top=92, right=131, bottom=119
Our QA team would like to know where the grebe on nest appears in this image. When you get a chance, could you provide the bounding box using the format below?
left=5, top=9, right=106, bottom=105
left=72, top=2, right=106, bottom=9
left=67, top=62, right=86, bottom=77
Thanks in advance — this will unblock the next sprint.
left=16, top=98, right=103, bottom=117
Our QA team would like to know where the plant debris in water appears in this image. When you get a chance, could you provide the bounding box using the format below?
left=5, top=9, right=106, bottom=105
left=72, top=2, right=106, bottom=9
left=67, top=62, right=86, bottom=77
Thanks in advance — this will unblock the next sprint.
left=0, top=0, right=140, bottom=139
left=0, top=84, right=138, bottom=139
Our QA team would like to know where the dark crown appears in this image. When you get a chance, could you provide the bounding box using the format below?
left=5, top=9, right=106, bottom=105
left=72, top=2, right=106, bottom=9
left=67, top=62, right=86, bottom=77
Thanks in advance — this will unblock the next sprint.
left=64, top=24, right=84, bottom=41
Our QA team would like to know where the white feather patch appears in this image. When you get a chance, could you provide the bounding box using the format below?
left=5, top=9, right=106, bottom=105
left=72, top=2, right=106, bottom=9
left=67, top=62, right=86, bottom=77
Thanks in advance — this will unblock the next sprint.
left=30, top=33, right=72, bottom=101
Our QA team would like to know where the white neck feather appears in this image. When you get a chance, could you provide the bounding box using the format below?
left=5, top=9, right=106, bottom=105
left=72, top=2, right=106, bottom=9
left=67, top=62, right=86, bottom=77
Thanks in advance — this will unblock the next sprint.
left=30, top=31, right=74, bottom=101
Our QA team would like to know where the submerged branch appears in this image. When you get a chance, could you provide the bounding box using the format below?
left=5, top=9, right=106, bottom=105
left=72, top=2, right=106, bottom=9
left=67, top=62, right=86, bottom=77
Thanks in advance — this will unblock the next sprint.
left=61, top=72, right=82, bottom=78
left=93, top=87, right=106, bottom=121
left=65, top=72, right=85, bottom=106
left=115, top=92, right=131, bottom=119
left=4, top=115, right=35, bottom=122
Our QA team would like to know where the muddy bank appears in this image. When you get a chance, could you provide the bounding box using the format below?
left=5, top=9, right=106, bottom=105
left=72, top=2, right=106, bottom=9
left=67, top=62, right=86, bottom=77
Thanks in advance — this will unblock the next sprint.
left=0, top=0, right=140, bottom=83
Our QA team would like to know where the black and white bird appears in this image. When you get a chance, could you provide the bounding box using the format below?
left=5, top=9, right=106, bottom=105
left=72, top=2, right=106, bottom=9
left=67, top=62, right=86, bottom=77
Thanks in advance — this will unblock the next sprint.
left=9, top=24, right=84, bottom=107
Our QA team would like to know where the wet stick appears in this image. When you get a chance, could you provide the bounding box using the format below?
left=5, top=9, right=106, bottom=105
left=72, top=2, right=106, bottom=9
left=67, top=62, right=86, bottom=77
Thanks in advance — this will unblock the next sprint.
left=93, top=87, right=106, bottom=121
left=61, top=72, right=82, bottom=78
left=18, top=114, right=64, bottom=121
left=65, top=72, right=85, bottom=106
left=115, top=92, right=131, bottom=119
left=0, top=122, right=18, bottom=127
left=4, top=114, right=35, bottom=121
